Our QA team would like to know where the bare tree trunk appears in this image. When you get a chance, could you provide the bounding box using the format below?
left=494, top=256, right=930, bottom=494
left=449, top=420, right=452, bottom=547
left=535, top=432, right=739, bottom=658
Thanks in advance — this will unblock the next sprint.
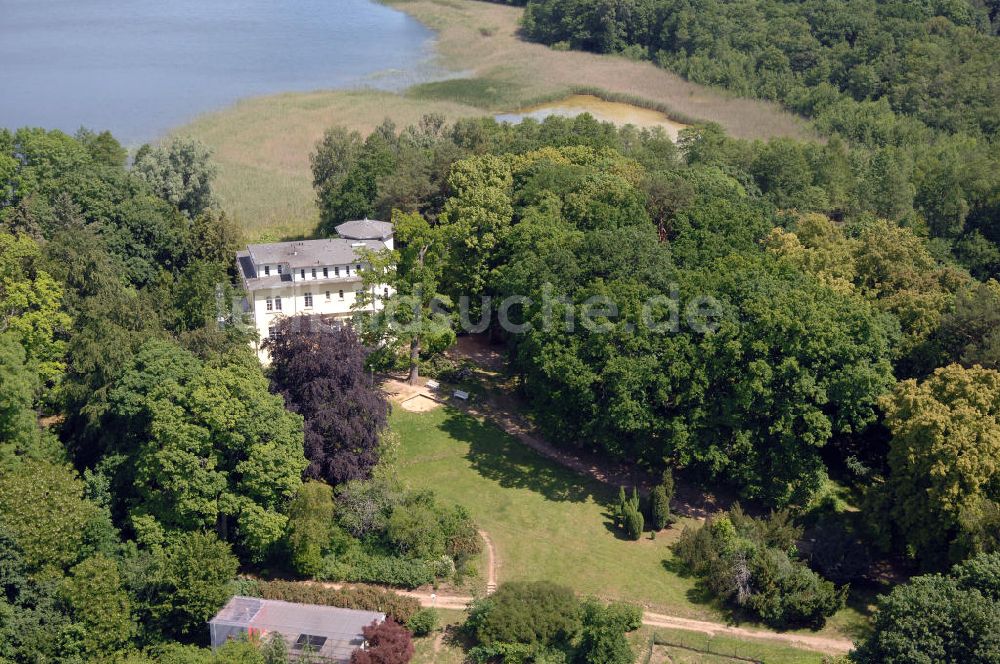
left=408, top=335, right=420, bottom=385
left=216, top=512, right=229, bottom=541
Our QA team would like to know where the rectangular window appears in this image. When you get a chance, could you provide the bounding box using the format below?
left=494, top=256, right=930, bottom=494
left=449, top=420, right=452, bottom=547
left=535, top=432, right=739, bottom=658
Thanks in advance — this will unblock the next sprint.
left=345, top=265, right=351, bottom=276
left=338, top=290, right=344, bottom=300
left=264, top=265, right=270, bottom=276
left=323, top=267, right=328, bottom=278
left=356, top=263, right=362, bottom=271
left=274, top=296, right=282, bottom=311
left=334, top=266, right=340, bottom=277
left=304, top=292, right=313, bottom=308
left=311, top=268, right=316, bottom=278
left=383, top=287, right=389, bottom=299
left=325, top=291, right=331, bottom=301
left=300, top=269, right=305, bottom=280
left=277, top=265, right=283, bottom=274
left=265, top=297, right=273, bottom=311
left=268, top=326, right=276, bottom=339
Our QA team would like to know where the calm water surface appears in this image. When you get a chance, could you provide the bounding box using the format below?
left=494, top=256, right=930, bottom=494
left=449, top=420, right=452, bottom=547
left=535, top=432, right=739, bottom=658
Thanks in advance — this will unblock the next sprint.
left=0, top=0, right=439, bottom=143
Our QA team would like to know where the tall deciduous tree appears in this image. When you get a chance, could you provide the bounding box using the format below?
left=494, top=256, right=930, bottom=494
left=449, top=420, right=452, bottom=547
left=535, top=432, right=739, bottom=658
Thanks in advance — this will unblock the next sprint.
left=60, top=554, right=135, bottom=659
left=356, top=211, right=455, bottom=385
left=881, top=364, right=1000, bottom=566
left=0, top=230, right=71, bottom=387
left=851, top=552, right=1000, bottom=664
left=0, top=459, right=105, bottom=575
left=105, top=340, right=306, bottom=558
left=267, top=322, right=389, bottom=484
left=286, top=480, right=336, bottom=577
left=132, top=136, right=217, bottom=218
left=149, top=531, right=239, bottom=639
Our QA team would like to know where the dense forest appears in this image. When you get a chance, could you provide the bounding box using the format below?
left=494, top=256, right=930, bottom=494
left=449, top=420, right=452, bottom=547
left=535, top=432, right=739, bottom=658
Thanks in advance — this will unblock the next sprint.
left=311, top=92, right=1000, bottom=661
left=485, top=0, right=1000, bottom=282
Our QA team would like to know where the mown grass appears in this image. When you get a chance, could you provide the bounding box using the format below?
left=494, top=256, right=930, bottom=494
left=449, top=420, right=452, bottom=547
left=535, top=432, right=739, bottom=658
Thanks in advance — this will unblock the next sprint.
left=393, top=406, right=710, bottom=617
left=411, top=608, right=469, bottom=664
left=645, top=627, right=830, bottom=664
left=391, top=405, right=863, bottom=648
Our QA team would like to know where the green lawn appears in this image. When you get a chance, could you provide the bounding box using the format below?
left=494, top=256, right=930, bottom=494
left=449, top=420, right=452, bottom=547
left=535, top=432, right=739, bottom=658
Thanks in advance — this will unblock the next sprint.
left=411, top=609, right=469, bottom=664
left=393, top=406, right=715, bottom=619
left=392, top=405, right=867, bottom=646
left=642, top=628, right=829, bottom=664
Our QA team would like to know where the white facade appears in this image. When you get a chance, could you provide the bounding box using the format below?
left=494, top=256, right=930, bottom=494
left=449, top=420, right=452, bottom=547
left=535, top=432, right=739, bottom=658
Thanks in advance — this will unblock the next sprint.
left=236, top=219, right=394, bottom=362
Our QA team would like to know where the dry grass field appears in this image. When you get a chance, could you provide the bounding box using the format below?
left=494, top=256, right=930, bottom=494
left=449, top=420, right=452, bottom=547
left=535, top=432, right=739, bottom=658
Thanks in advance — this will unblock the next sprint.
left=174, top=0, right=815, bottom=241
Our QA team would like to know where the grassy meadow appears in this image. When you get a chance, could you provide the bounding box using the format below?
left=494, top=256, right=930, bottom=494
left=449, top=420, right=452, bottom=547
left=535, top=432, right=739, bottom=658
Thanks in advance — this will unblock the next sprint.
left=173, top=0, right=814, bottom=242
left=390, top=406, right=868, bottom=649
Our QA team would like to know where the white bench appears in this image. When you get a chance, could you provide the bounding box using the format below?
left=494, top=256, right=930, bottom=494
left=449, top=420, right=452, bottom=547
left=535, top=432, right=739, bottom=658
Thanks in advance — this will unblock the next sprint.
left=426, top=379, right=440, bottom=390
left=453, top=390, right=469, bottom=401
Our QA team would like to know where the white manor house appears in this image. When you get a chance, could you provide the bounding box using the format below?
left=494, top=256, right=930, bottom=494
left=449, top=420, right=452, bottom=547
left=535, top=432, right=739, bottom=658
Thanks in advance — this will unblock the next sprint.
left=237, top=219, right=394, bottom=361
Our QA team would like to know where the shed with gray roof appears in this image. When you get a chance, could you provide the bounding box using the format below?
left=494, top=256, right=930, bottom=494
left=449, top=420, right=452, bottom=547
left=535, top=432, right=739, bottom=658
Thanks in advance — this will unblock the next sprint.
left=209, top=596, right=384, bottom=662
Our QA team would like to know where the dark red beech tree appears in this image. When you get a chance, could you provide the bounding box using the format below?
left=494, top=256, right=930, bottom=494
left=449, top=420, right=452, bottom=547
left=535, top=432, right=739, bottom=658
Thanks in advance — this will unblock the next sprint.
left=265, top=318, right=389, bottom=484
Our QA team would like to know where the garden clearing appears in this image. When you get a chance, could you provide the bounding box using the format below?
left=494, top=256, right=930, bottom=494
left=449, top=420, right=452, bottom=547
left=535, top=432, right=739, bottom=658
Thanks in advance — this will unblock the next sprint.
left=391, top=406, right=860, bottom=655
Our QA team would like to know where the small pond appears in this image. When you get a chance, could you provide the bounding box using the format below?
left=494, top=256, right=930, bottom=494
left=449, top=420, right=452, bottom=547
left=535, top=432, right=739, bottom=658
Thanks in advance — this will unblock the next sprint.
left=496, top=94, right=689, bottom=140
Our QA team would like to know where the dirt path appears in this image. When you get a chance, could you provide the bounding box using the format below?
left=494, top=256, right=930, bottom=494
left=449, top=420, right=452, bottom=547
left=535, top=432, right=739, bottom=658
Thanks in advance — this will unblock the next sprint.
left=448, top=336, right=730, bottom=519
left=478, top=529, right=498, bottom=594
left=317, top=582, right=853, bottom=655
left=642, top=612, right=853, bottom=656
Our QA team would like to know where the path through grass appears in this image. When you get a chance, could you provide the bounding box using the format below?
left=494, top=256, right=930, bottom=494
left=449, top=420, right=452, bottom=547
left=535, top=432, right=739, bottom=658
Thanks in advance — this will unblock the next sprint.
left=394, top=406, right=718, bottom=620
left=392, top=405, right=867, bottom=646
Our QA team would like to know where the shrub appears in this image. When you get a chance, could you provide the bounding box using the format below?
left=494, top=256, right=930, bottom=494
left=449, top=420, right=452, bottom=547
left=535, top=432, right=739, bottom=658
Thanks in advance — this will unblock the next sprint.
left=351, top=619, right=414, bottom=664
left=466, top=581, right=581, bottom=648
left=286, top=480, right=336, bottom=577
left=319, top=551, right=436, bottom=589
left=672, top=506, right=846, bottom=628
left=406, top=608, right=438, bottom=637
left=253, top=580, right=420, bottom=624
left=617, top=487, right=644, bottom=539
left=623, top=504, right=644, bottom=540
left=650, top=485, right=670, bottom=531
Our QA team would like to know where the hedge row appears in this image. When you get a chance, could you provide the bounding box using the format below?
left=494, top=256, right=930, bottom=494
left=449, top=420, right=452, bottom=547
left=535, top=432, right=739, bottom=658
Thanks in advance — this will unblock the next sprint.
left=244, top=579, right=421, bottom=624
left=319, top=552, right=438, bottom=589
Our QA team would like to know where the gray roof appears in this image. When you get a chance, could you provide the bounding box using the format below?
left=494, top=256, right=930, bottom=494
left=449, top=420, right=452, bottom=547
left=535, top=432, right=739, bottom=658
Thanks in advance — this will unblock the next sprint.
left=335, top=218, right=394, bottom=241
left=246, top=238, right=386, bottom=270
left=210, top=596, right=384, bottom=662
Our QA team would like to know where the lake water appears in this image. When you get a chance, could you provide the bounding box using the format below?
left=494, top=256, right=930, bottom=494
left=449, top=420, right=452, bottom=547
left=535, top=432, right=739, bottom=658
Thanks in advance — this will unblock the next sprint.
left=0, top=0, right=439, bottom=144
left=497, top=94, right=690, bottom=141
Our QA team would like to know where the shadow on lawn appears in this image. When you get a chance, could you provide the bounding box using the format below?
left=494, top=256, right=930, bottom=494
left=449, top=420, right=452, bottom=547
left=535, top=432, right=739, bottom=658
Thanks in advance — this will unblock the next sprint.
left=440, top=409, right=612, bottom=505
